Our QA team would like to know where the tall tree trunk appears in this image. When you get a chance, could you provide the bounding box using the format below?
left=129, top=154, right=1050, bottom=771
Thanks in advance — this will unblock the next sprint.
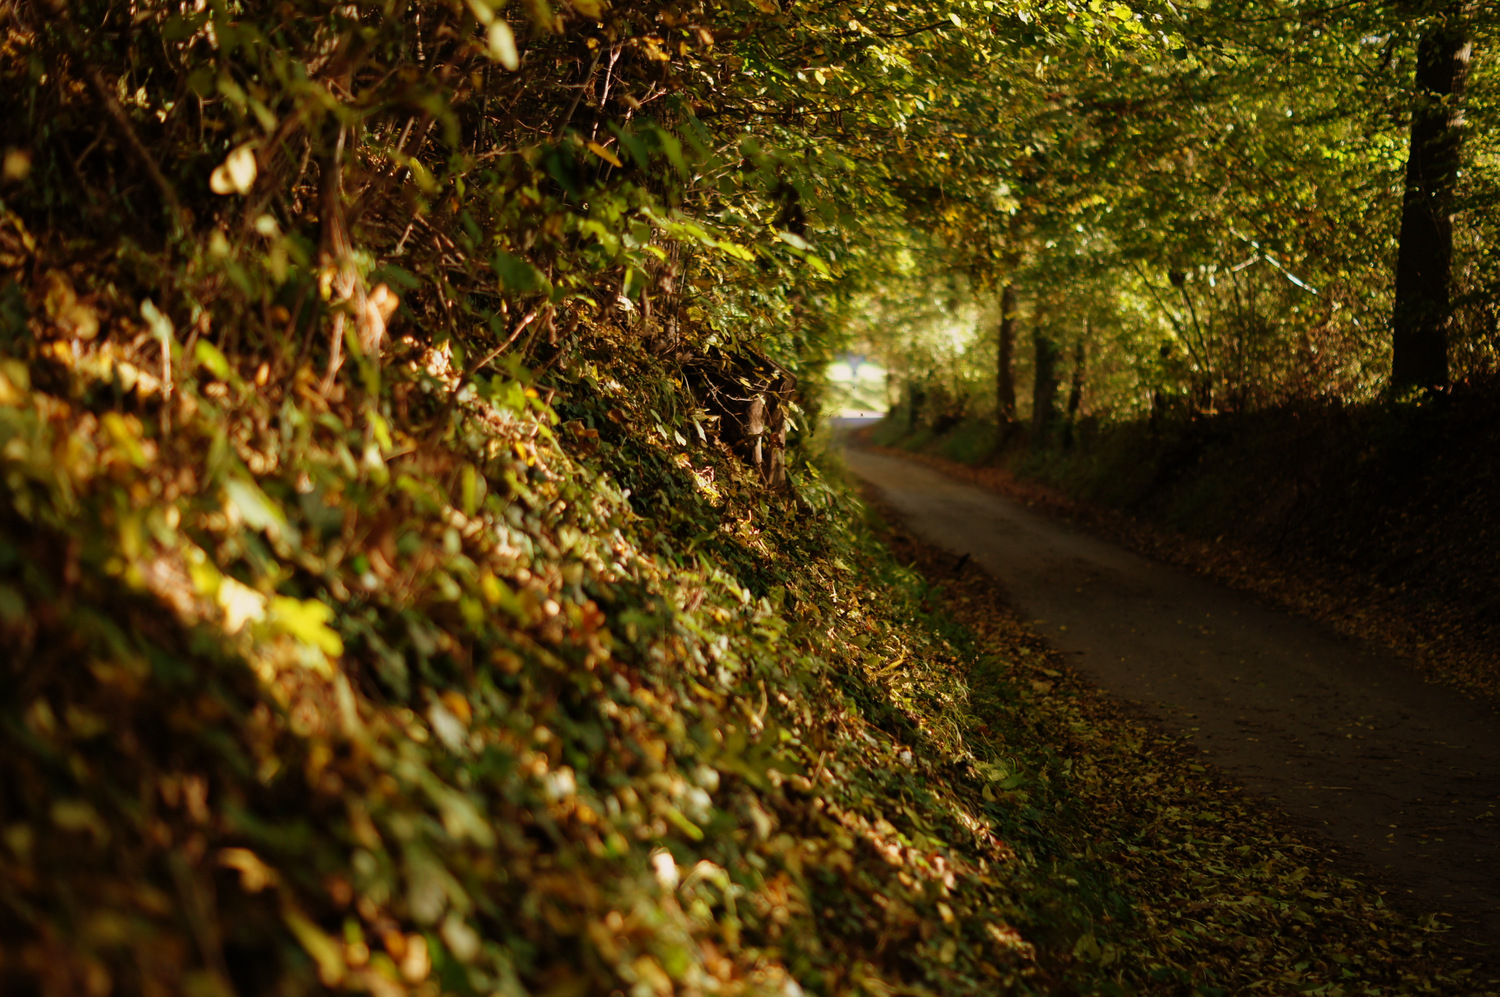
left=997, top=283, right=1018, bottom=424
left=1063, top=328, right=1087, bottom=448
left=1032, top=311, right=1060, bottom=445
left=1392, top=10, right=1473, bottom=391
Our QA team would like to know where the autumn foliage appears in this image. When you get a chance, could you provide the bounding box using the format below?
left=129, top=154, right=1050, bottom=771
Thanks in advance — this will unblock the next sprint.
left=0, top=0, right=1495, bottom=994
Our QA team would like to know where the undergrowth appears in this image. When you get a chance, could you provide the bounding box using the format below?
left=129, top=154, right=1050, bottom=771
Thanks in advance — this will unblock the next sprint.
left=0, top=199, right=1126, bottom=996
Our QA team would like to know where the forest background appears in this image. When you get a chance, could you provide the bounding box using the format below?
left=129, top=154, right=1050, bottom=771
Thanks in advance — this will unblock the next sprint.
left=2, top=0, right=1497, bottom=994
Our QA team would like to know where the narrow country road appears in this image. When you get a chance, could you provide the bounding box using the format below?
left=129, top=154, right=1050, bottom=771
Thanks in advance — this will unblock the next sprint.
left=845, top=445, right=1500, bottom=940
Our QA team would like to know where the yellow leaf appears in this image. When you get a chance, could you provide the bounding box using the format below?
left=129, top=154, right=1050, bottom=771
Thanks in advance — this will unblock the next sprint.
left=51, top=800, right=108, bottom=842
left=587, top=141, right=623, bottom=168
left=440, top=691, right=472, bottom=724
left=2, top=148, right=31, bottom=183
left=0, top=361, right=28, bottom=406
left=219, top=848, right=279, bottom=892
left=270, top=596, right=344, bottom=658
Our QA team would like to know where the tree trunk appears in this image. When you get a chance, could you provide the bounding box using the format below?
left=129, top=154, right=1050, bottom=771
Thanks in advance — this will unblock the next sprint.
left=1031, top=312, right=1060, bottom=445
left=1063, top=329, right=1086, bottom=448
left=1392, top=10, right=1473, bottom=391
left=997, top=283, right=1018, bottom=424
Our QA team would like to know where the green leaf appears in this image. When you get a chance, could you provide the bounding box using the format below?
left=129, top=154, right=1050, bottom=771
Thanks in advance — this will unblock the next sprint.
left=491, top=251, right=552, bottom=295
left=282, top=906, right=346, bottom=985
left=0, top=584, right=24, bottom=624
left=100, top=413, right=148, bottom=468
left=714, top=240, right=756, bottom=262
left=224, top=477, right=289, bottom=541
left=651, top=125, right=688, bottom=176
left=607, top=122, right=651, bottom=169
left=460, top=464, right=485, bottom=516
left=195, top=340, right=232, bottom=380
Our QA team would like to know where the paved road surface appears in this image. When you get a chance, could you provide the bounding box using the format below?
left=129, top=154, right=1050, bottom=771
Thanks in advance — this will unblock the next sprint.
left=845, top=446, right=1500, bottom=939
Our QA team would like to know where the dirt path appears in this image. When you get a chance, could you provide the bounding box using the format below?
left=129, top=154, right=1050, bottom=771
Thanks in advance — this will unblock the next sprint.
left=846, top=446, right=1500, bottom=941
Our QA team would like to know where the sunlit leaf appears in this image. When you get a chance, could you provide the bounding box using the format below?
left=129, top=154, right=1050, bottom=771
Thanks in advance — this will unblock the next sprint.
left=269, top=595, right=343, bottom=657
left=195, top=340, right=232, bottom=380
left=224, top=477, right=289, bottom=540
left=587, top=141, right=623, bottom=168
left=487, top=21, right=520, bottom=70
left=209, top=143, right=258, bottom=196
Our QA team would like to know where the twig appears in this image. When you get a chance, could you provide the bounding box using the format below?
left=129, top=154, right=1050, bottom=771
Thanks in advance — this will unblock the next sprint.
left=556, top=49, right=602, bottom=138
left=427, top=307, right=544, bottom=438
left=319, top=123, right=370, bottom=397
left=459, top=307, right=543, bottom=386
